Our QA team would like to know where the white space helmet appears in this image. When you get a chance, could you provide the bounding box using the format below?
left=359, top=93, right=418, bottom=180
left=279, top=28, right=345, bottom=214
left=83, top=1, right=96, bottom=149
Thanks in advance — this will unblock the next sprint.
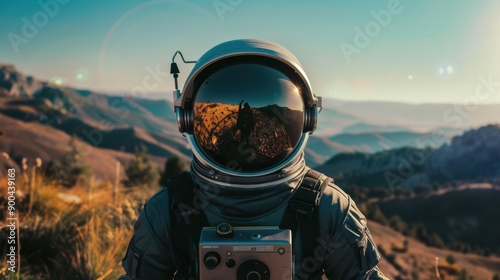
left=173, top=39, right=321, bottom=181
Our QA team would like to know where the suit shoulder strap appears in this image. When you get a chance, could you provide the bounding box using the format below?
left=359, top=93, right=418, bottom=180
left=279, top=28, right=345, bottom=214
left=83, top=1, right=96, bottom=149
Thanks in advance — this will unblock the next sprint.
left=280, top=168, right=333, bottom=278
left=167, top=171, right=208, bottom=279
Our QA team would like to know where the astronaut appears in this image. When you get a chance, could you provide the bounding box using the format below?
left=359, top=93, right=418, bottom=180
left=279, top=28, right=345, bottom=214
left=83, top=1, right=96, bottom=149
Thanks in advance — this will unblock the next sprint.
left=121, top=39, right=388, bottom=279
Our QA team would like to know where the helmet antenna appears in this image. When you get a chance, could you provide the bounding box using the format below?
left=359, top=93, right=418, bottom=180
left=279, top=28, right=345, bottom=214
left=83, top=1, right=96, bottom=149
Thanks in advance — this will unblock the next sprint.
left=171, top=51, right=197, bottom=110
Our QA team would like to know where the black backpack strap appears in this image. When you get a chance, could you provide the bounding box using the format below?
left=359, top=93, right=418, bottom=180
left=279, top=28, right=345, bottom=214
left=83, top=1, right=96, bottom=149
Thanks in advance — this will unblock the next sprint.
left=280, top=168, right=333, bottom=279
left=167, top=171, right=208, bottom=280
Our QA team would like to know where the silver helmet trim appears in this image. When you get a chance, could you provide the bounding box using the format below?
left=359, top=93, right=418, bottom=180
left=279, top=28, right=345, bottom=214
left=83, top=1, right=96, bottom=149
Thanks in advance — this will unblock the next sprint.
left=185, top=132, right=310, bottom=178
left=190, top=151, right=308, bottom=188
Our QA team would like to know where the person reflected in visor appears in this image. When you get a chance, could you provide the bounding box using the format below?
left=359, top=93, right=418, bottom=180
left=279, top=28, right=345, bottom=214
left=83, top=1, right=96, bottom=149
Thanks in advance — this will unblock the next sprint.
left=234, top=100, right=255, bottom=143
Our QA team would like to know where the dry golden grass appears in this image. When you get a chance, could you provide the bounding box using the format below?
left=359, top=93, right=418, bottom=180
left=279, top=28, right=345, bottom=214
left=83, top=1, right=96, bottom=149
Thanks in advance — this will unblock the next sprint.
left=0, top=167, right=157, bottom=280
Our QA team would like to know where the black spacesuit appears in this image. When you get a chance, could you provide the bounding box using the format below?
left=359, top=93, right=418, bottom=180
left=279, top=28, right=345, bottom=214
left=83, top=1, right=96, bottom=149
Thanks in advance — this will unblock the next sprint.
left=121, top=39, right=388, bottom=280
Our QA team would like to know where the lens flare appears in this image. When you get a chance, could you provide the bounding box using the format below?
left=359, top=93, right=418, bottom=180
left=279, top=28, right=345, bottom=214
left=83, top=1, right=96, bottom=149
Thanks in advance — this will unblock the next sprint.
left=49, top=76, right=65, bottom=86
left=446, top=65, right=454, bottom=74
left=75, top=68, right=89, bottom=81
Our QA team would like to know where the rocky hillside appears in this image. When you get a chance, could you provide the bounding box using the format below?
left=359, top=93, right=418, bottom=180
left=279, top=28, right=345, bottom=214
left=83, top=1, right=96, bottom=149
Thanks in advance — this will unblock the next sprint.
left=428, top=124, right=500, bottom=181
left=0, top=64, right=44, bottom=97
left=0, top=66, right=195, bottom=184
left=309, top=130, right=449, bottom=165
left=0, top=114, right=135, bottom=180
left=377, top=185, right=500, bottom=252
left=0, top=64, right=191, bottom=180
left=368, top=221, right=500, bottom=279
left=318, top=124, right=500, bottom=189
left=317, top=147, right=434, bottom=189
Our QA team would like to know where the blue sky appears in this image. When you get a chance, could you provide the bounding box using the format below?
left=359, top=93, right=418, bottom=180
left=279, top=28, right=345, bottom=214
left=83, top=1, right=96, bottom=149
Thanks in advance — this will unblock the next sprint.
left=1, top=0, right=499, bottom=104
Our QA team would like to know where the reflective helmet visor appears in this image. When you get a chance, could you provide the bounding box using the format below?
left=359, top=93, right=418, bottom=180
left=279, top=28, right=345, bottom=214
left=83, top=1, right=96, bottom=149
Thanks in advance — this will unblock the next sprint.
left=192, top=63, right=305, bottom=172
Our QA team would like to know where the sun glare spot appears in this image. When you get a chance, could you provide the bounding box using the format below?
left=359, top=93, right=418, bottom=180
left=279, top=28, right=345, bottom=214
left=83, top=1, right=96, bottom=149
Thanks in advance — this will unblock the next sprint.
left=49, top=76, right=64, bottom=86
left=447, top=65, right=454, bottom=74
left=75, top=68, right=89, bottom=81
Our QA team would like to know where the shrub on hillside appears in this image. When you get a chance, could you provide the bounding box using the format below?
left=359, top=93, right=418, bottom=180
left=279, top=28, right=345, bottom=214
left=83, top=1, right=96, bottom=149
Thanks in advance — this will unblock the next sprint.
left=446, top=254, right=456, bottom=265
left=159, top=155, right=188, bottom=187
left=123, top=144, right=159, bottom=188
left=44, top=136, right=90, bottom=187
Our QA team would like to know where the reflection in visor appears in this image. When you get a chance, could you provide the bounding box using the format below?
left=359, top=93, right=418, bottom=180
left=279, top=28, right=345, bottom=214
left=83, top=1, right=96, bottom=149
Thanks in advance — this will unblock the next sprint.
left=194, top=102, right=303, bottom=171
left=193, top=63, right=305, bottom=172
left=234, top=101, right=254, bottom=144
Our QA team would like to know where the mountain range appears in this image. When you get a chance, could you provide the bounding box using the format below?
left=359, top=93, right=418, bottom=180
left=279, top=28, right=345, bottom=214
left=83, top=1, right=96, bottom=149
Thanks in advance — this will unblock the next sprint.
left=0, top=64, right=461, bottom=169
left=2, top=64, right=500, bottom=278
left=2, top=63, right=500, bottom=176
left=316, top=124, right=500, bottom=189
